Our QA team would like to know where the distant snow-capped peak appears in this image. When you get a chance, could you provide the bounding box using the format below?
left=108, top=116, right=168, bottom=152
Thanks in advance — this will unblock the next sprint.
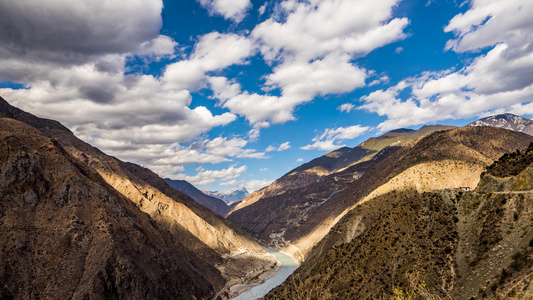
left=468, top=113, right=533, bottom=136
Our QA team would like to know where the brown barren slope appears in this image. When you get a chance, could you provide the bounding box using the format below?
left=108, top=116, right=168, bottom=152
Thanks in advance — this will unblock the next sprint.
left=229, top=125, right=455, bottom=215
left=0, top=96, right=276, bottom=293
left=267, top=135, right=533, bottom=300
left=0, top=118, right=224, bottom=299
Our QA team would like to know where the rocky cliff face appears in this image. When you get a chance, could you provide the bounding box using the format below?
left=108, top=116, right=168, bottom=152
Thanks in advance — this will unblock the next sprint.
left=0, top=118, right=223, bottom=299
left=46, top=128, right=272, bottom=271
left=266, top=138, right=533, bottom=300
left=0, top=96, right=276, bottom=297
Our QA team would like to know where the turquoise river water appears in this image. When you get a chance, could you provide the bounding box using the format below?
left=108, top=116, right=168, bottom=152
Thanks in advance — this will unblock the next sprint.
left=233, top=248, right=299, bottom=300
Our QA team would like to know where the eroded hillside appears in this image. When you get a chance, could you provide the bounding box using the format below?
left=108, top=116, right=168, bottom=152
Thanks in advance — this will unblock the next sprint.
left=0, top=118, right=224, bottom=299
left=266, top=139, right=533, bottom=300
left=229, top=126, right=533, bottom=264
left=0, top=96, right=276, bottom=297
left=229, top=125, right=454, bottom=215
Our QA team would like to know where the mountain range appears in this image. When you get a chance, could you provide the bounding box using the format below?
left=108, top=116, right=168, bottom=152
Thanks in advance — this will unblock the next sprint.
left=266, top=139, right=533, bottom=300
left=203, top=187, right=250, bottom=204
left=469, top=113, right=533, bottom=136
left=2, top=93, right=533, bottom=299
left=0, top=96, right=275, bottom=299
left=165, top=178, right=230, bottom=216
left=227, top=116, right=533, bottom=264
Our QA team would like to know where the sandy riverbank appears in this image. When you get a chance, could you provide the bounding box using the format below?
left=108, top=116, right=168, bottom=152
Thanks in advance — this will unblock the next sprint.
left=230, top=248, right=300, bottom=300
left=228, top=260, right=282, bottom=298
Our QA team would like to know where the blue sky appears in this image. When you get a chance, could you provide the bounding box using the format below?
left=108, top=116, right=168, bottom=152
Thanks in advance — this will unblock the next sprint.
left=0, top=0, right=532, bottom=192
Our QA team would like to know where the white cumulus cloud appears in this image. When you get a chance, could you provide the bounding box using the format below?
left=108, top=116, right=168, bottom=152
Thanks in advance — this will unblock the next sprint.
left=207, top=0, right=409, bottom=127
left=197, top=0, right=251, bottom=22
left=301, top=125, right=370, bottom=151
left=265, top=141, right=291, bottom=152
left=338, top=103, right=356, bottom=113
left=0, top=1, right=263, bottom=182
left=164, top=32, right=254, bottom=91
left=172, top=165, right=248, bottom=186
left=360, top=0, right=533, bottom=131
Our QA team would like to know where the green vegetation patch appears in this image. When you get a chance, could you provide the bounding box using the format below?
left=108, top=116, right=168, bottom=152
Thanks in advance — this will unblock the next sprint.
left=484, top=142, right=533, bottom=178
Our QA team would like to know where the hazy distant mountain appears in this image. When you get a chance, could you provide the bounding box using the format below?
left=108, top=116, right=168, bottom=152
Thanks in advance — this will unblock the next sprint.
left=469, top=113, right=533, bottom=136
left=165, top=179, right=230, bottom=216
left=203, top=187, right=250, bottom=204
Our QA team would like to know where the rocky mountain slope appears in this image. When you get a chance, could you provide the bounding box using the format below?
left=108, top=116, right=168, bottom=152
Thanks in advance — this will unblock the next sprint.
left=165, top=178, right=230, bottom=216
left=203, top=187, right=250, bottom=204
left=293, top=125, right=456, bottom=176
left=227, top=144, right=400, bottom=246
left=469, top=113, right=533, bottom=136
left=229, top=125, right=533, bottom=265
left=0, top=117, right=223, bottom=299
left=228, top=125, right=454, bottom=216
left=266, top=141, right=533, bottom=300
left=0, top=96, right=276, bottom=298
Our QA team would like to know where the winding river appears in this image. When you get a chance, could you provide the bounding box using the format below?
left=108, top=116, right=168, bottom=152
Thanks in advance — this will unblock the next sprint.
left=232, top=248, right=299, bottom=300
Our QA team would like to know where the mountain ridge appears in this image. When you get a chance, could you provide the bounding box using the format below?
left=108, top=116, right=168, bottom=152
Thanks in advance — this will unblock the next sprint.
left=0, top=96, right=276, bottom=298
left=469, top=113, right=533, bottom=136
left=203, top=187, right=250, bottom=204
left=228, top=124, right=455, bottom=216
left=228, top=124, right=533, bottom=268
left=165, top=178, right=230, bottom=216
left=266, top=142, right=533, bottom=300
left=0, top=117, right=224, bottom=299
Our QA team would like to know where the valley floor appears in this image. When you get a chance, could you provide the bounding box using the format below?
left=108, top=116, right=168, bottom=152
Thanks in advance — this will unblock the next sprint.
left=216, top=248, right=299, bottom=300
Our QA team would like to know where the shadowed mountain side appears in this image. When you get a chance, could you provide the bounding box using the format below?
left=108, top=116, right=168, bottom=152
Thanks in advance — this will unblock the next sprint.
left=0, top=96, right=275, bottom=285
left=477, top=142, right=533, bottom=193
left=267, top=142, right=533, bottom=300
left=229, top=125, right=455, bottom=215
left=0, top=118, right=223, bottom=299
left=283, top=126, right=533, bottom=261
left=165, top=178, right=230, bottom=216
left=227, top=145, right=401, bottom=245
